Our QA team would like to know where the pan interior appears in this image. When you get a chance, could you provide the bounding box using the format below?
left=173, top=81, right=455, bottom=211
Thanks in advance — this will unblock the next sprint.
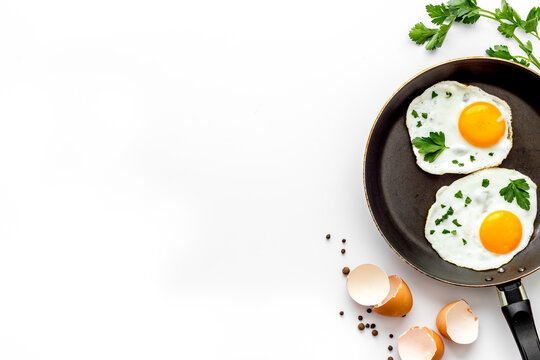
left=365, top=58, right=540, bottom=287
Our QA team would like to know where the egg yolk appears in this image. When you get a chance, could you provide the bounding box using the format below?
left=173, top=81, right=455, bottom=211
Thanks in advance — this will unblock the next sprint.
left=458, top=102, right=505, bottom=147
left=479, top=210, right=522, bottom=254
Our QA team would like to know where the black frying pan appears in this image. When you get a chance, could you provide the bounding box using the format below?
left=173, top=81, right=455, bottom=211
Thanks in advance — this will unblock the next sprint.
left=364, top=57, right=540, bottom=359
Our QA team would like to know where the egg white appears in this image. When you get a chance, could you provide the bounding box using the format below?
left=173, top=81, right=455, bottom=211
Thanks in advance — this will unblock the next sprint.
left=406, top=81, right=513, bottom=175
left=425, top=168, right=537, bottom=271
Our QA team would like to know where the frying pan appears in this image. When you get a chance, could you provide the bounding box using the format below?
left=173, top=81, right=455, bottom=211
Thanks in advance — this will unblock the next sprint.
left=364, top=57, right=540, bottom=359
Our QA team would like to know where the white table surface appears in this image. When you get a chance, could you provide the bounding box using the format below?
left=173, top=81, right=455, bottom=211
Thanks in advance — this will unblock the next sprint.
left=1, top=0, right=539, bottom=359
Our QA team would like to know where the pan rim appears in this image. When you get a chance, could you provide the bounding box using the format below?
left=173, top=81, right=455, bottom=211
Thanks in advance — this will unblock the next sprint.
left=363, top=56, right=540, bottom=288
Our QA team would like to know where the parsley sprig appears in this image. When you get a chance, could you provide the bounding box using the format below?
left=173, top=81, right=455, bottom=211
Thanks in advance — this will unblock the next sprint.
left=500, top=178, right=531, bottom=210
left=412, top=131, right=449, bottom=163
left=410, top=0, right=540, bottom=70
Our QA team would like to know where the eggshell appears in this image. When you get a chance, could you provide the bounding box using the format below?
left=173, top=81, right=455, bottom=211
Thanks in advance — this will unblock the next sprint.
left=399, top=326, right=444, bottom=360
left=346, top=264, right=390, bottom=306
left=436, top=299, right=478, bottom=344
left=373, top=275, right=413, bottom=317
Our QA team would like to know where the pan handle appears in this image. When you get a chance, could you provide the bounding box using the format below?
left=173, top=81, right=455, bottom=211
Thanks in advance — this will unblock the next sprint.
left=497, top=280, right=540, bottom=360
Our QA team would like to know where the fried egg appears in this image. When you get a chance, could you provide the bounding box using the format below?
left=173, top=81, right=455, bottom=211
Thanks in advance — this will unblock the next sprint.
left=406, top=81, right=512, bottom=175
left=425, top=168, right=537, bottom=271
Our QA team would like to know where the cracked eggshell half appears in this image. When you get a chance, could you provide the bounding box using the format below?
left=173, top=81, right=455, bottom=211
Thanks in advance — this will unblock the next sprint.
left=346, top=264, right=390, bottom=306
left=346, top=264, right=413, bottom=316
left=399, top=326, right=444, bottom=360
left=373, top=275, right=413, bottom=317
left=436, top=299, right=479, bottom=344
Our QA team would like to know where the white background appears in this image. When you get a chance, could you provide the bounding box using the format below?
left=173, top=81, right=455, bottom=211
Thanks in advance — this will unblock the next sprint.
left=0, top=0, right=539, bottom=359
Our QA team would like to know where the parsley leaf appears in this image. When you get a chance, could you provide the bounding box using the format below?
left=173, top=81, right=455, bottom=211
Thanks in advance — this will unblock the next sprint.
left=441, top=204, right=446, bottom=208
left=465, top=196, right=472, bottom=206
left=462, top=238, right=467, bottom=245
left=427, top=3, right=452, bottom=25
left=452, top=219, right=462, bottom=227
left=446, top=91, right=452, bottom=97
left=451, top=230, right=457, bottom=235
left=417, top=121, right=422, bottom=127
left=422, top=112, right=428, bottom=119
left=500, top=178, right=531, bottom=210
left=470, top=155, right=475, bottom=162
left=489, top=152, right=494, bottom=156
left=458, top=163, right=464, bottom=167
left=455, top=190, right=463, bottom=198
left=430, top=230, right=435, bottom=235
left=482, top=179, right=489, bottom=187
left=452, top=159, right=458, bottom=164
left=410, top=1, right=540, bottom=71
left=442, top=229, right=450, bottom=234
left=409, top=22, right=439, bottom=45
left=432, top=91, right=438, bottom=98
left=412, top=131, right=449, bottom=163
left=412, top=110, right=419, bottom=118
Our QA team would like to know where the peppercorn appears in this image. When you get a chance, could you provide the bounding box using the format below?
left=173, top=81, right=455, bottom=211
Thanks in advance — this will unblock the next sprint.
left=342, top=267, right=350, bottom=275
left=372, top=330, right=378, bottom=336
left=358, top=323, right=365, bottom=331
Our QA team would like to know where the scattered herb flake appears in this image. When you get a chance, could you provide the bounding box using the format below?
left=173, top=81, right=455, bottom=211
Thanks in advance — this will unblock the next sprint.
left=451, top=230, right=457, bottom=235
left=482, top=179, right=490, bottom=187
left=452, top=159, right=458, bottom=164
left=452, top=219, right=462, bottom=227
left=458, top=163, right=464, bottom=167
left=462, top=239, right=467, bottom=245
left=432, top=91, right=438, bottom=98
left=454, top=190, right=463, bottom=199
left=465, top=197, right=472, bottom=206
left=416, top=121, right=422, bottom=127
left=412, top=110, right=419, bottom=118
left=446, top=91, right=452, bottom=97
left=442, top=229, right=450, bottom=234
left=441, top=204, right=446, bottom=208
left=470, top=155, right=476, bottom=162
left=489, top=152, right=494, bottom=156
left=430, top=230, right=435, bottom=235
left=500, top=178, right=531, bottom=210
left=422, top=112, right=428, bottom=119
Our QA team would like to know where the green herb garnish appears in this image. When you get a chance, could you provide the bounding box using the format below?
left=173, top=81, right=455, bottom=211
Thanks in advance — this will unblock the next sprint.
left=422, top=112, right=428, bottom=119
left=452, top=219, right=462, bottom=227
left=462, top=239, right=467, bottom=245
left=442, top=229, right=450, bottom=234
left=412, top=131, right=449, bottom=163
left=455, top=190, right=463, bottom=198
left=470, top=155, right=476, bottom=162
left=409, top=0, right=540, bottom=70
left=451, top=230, right=457, bottom=235
left=441, top=204, right=446, bottom=208
left=489, top=152, right=494, bottom=156
left=482, top=179, right=490, bottom=187
left=432, top=91, right=438, bottom=98
left=412, top=110, right=419, bottom=118
left=465, top=196, right=472, bottom=206
left=430, top=230, right=435, bottom=234
left=452, top=159, right=458, bottom=164
left=417, top=121, right=422, bottom=127
left=500, top=178, right=531, bottom=210
left=446, top=91, right=452, bottom=97
left=458, top=163, right=464, bottom=167
left=435, top=206, right=454, bottom=225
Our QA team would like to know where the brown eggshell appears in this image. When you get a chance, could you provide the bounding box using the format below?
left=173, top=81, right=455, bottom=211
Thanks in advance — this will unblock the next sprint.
left=373, top=275, right=413, bottom=317
left=398, top=326, right=444, bottom=360
left=436, top=299, right=478, bottom=344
